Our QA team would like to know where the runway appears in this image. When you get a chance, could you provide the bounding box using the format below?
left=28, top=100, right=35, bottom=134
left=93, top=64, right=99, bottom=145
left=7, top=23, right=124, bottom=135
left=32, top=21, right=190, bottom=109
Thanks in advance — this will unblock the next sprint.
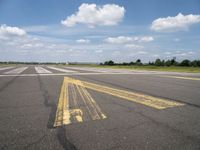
left=0, top=65, right=200, bottom=150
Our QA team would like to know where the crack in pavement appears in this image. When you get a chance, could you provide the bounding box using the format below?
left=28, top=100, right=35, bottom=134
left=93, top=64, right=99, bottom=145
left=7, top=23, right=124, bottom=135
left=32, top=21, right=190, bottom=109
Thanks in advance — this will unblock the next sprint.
left=110, top=100, right=200, bottom=143
left=37, top=75, right=77, bottom=150
left=0, top=76, right=18, bottom=93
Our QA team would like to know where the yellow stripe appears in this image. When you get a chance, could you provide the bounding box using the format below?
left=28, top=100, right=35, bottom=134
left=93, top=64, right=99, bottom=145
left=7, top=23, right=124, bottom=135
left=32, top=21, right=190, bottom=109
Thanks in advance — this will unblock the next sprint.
left=162, top=76, right=200, bottom=81
left=76, top=84, right=106, bottom=120
left=54, top=78, right=71, bottom=127
left=79, top=85, right=107, bottom=119
left=54, top=77, right=107, bottom=127
left=65, top=77, right=184, bottom=110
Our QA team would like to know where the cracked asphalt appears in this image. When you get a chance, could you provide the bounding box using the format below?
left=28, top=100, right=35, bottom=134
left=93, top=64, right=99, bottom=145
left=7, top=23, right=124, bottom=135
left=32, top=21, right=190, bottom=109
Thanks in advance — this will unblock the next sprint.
left=0, top=66, right=200, bottom=150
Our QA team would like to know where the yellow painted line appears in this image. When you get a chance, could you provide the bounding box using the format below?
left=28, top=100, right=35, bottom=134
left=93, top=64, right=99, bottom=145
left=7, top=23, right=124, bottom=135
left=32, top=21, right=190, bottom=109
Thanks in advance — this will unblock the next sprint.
left=65, top=77, right=184, bottom=110
left=54, top=77, right=107, bottom=127
left=54, top=78, right=71, bottom=127
left=77, top=84, right=107, bottom=120
left=69, top=109, right=83, bottom=122
left=162, top=76, right=200, bottom=81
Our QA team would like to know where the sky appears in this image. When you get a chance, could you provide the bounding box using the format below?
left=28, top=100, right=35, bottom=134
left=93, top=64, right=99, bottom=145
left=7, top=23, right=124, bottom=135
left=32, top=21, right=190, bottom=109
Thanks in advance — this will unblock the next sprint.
left=0, top=0, right=200, bottom=62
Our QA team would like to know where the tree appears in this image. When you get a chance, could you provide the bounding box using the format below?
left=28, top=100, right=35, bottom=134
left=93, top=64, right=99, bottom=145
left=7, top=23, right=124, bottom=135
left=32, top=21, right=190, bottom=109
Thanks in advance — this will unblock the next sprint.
left=136, top=59, right=141, bottom=63
left=148, top=61, right=154, bottom=65
left=104, top=60, right=115, bottom=65
left=165, top=60, right=171, bottom=66
left=122, top=62, right=129, bottom=65
left=155, top=58, right=162, bottom=66
left=161, top=60, right=165, bottom=66
left=135, top=59, right=142, bottom=65
left=197, top=60, right=200, bottom=67
left=170, top=57, right=177, bottom=65
left=180, top=59, right=191, bottom=66
left=129, top=61, right=135, bottom=65
left=191, top=60, right=198, bottom=67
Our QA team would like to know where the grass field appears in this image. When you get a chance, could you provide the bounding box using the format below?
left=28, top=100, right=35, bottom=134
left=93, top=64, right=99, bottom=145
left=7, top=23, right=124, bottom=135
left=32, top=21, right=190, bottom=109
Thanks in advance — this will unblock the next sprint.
left=67, top=65, right=200, bottom=73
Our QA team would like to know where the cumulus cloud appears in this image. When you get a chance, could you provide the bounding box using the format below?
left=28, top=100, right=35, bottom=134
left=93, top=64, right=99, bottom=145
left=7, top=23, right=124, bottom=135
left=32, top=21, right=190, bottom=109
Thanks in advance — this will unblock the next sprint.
left=164, top=52, right=171, bottom=55
left=137, top=51, right=148, bottom=55
left=153, top=54, right=160, bottom=58
left=61, top=3, right=125, bottom=27
left=0, top=24, right=26, bottom=37
left=104, top=36, right=154, bottom=44
left=76, top=39, right=90, bottom=44
left=151, top=13, right=200, bottom=32
left=173, top=38, right=180, bottom=42
left=105, top=36, right=133, bottom=44
left=95, top=50, right=103, bottom=53
left=125, top=44, right=143, bottom=49
left=139, top=36, right=154, bottom=42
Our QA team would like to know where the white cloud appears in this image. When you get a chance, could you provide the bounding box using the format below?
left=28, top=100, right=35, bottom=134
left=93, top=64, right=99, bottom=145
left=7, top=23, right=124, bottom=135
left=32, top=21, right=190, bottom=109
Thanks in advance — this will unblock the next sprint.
left=139, top=36, right=154, bottom=42
left=137, top=51, right=148, bottom=55
left=105, top=36, right=133, bottom=44
left=164, top=52, right=171, bottom=55
left=0, top=24, right=26, bottom=37
left=61, top=3, right=125, bottom=27
left=173, top=38, right=180, bottom=42
left=105, top=36, right=154, bottom=44
left=125, top=44, right=143, bottom=49
left=188, top=51, right=195, bottom=55
left=175, top=51, right=196, bottom=57
left=112, top=51, right=120, bottom=56
left=76, top=39, right=90, bottom=44
left=151, top=13, right=200, bottom=32
left=179, top=53, right=187, bottom=56
left=95, top=50, right=103, bottom=53
left=20, top=43, right=44, bottom=49
left=153, top=54, right=160, bottom=57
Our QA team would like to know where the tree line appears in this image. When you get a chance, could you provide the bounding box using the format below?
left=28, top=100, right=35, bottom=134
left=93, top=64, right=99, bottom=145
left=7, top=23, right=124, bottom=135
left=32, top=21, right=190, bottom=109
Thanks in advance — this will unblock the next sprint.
left=101, top=58, right=200, bottom=67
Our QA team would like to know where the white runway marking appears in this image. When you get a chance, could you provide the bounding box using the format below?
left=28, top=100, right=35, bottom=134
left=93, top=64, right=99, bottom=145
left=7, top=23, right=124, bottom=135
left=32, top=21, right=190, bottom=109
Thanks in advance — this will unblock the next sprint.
left=47, top=66, right=77, bottom=73
left=4, top=67, right=28, bottom=74
left=0, top=67, right=14, bottom=71
left=65, top=67, right=143, bottom=73
left=35, top=66, right=52, bottom=74
left=65, top=67, right=109, bottom=73
left=1, top=71, right=199, bottom=77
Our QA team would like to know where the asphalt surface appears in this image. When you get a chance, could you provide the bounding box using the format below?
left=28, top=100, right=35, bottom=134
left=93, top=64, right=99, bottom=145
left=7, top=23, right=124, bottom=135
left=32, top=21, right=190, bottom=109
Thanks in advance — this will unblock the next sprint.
left=0, top=65, right=200, bottom=150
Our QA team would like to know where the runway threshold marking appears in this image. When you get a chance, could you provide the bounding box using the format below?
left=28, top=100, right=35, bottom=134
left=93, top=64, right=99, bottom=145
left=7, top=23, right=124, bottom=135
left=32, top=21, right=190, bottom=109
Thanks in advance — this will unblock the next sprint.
left=54, top=77, right=107, bottom=127
left=47, top=66, right=77, bottom=73
left=4, top=67, right=28, bottom=74
left=0, top=66, right=14, bottom=71
left=161, top=76, right=200, bottom=81
left=35, top=66, right=52, bottom=74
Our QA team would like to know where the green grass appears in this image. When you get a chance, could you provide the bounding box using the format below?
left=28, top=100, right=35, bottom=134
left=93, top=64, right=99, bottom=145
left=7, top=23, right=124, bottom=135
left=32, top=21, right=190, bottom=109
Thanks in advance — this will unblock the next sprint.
left=66, top=65, right=200, bottom=73
left=0, top=64, right=17, bottom=67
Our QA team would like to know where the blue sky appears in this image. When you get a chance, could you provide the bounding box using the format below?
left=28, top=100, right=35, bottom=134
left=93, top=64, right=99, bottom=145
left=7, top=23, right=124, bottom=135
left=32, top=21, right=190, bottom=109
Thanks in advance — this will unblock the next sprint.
left=0, top=0, right=200, bottom=62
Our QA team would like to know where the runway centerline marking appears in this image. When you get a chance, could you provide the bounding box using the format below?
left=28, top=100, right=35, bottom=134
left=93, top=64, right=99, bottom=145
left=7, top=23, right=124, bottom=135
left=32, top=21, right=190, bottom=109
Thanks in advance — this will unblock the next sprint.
left=161, top=76, right=200, bottom=81
left=54, top=77, right=107, bottom=127
left=64, top=77, right=184, bottom=110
